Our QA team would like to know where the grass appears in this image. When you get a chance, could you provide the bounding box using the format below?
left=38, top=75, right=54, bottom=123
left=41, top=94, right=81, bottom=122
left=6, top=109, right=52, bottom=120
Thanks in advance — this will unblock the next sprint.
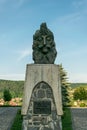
left=11, top=107, right=72, bottom=130
left=11, top=109, right=23, bottom=130
left=62, top=107, right=73, bottom=130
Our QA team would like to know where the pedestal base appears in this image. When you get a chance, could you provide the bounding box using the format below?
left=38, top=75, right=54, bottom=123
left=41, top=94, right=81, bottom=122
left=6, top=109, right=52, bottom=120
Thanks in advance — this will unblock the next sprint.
left=22, top=64, right=63, bottom=130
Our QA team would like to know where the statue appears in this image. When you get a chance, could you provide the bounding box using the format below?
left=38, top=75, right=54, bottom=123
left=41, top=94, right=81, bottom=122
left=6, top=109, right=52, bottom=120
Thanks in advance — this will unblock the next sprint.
left=32, top=23, right=57, bottom=64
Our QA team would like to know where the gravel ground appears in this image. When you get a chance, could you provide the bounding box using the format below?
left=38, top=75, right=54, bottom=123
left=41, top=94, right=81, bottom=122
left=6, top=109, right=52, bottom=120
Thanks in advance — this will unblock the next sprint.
left=0, top=107, right=20, bottom=130
left=71, top=108, right=87, bottom=130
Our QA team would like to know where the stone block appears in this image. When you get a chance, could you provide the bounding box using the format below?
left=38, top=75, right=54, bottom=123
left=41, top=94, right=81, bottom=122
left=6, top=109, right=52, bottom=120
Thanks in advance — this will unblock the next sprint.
left=21, top=64, right=63, bottom=116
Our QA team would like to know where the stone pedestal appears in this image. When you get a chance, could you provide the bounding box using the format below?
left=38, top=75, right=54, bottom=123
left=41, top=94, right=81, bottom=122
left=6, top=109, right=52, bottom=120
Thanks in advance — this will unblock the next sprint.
left=21, top=64, right=63, bottom=130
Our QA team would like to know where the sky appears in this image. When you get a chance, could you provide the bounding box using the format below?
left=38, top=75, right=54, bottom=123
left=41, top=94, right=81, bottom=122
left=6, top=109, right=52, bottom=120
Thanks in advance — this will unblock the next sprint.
left=0, top=0, right=87, bottom=83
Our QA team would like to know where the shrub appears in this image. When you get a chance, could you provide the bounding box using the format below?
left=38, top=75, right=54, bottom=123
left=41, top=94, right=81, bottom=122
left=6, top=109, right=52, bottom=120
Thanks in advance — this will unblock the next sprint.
left=73, top=87, right=87, bottom=100
left=80, top=102, right=86, bottom=107
left=3, top=89, right=12, bottom=101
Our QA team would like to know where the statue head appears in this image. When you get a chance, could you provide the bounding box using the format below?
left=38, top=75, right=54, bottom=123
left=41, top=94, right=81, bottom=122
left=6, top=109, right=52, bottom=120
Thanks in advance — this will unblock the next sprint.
left=32, top=23, right=57, bottom=64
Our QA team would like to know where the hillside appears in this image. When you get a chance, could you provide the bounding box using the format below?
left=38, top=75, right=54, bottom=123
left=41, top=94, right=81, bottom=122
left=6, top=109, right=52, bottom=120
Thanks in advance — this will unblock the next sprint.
left=70, top=83, right=87, bottom=89
left=0, top=79, right=87, bottom=98
left=0, top=79, right=24, bottom=98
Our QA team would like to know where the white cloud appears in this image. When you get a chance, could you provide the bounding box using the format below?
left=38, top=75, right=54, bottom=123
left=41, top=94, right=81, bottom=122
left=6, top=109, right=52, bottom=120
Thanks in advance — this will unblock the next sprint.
left=0, top=74, right=25, bottom=80
left=12, top=0, right=26, bottom=8
left=0, top=0, right=7, bottom=12
left=69, top=73, right=87, bottom=83
left=12, top=0, right=29, bottom=8
left=0, top=0, right=27, bottom=11
left=0, top=0, right=6, bottom=4
left=59, top=12, right=81, bottom=23
left=72, top=0, right=87, bottom=9
left=52, top=0, right=87, bottom=26
left=17, top=49, right=32, bottom=62
left=73, top=1, right=84, bottom=9
left=52, top=12, right=82, bottom=27
left=0, top=73, right=87, bottom=83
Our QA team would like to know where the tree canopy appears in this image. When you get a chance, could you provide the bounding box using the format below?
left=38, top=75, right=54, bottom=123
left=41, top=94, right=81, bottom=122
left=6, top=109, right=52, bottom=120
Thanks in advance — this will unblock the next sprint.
left=73, top=87, right=87, bottom=100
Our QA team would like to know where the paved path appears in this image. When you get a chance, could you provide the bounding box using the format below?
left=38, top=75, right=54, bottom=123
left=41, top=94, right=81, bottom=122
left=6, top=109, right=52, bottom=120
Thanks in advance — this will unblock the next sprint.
left=71, top=108, right=87, bottom=130
left=0, top=107, right=20, bottom=130
left=0, top=107, right=87, bottom=130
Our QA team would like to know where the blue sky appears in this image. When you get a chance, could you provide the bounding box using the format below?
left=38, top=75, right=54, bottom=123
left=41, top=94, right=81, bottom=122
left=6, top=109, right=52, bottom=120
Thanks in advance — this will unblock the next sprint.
left=0, top=0, right=87, bottom=82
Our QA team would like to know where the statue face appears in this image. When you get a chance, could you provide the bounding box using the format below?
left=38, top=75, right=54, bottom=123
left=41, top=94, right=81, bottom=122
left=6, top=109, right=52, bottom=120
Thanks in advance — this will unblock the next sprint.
left=32, top=23, right=57, bottom=64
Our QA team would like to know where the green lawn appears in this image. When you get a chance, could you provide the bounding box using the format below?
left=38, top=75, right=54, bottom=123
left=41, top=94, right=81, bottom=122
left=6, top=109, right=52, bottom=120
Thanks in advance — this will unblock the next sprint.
left=11, top=108, right=72, bottom=130
left=11, top=109, right=23, bottom=130
left=62, top=108, right=73, bottom=130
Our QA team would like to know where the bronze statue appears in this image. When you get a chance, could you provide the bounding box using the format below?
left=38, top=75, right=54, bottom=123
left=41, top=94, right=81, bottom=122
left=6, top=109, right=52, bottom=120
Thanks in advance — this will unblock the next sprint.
left=32, top=23, right=57, bottom=64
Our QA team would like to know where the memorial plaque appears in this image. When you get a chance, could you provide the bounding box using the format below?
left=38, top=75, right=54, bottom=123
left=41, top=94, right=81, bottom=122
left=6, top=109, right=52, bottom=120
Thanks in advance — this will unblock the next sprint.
left=33, top=100, right=51, bottom=114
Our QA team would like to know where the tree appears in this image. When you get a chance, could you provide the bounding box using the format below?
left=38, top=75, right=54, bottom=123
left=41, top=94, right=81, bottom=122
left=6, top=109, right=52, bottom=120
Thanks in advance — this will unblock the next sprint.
left=59, top=64, right=70, bottom=107
left=3, top=89, right=12, bottom=101
left=73, top=87, right=87, bottom=100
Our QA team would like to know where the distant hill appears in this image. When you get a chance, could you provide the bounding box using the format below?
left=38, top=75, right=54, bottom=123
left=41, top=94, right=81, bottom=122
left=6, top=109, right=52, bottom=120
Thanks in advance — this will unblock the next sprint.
left=70, top=83, right=87, bottom=89
left=0, top=79, right=24, bottom=98
left=0, top=79, right=87, bottom=98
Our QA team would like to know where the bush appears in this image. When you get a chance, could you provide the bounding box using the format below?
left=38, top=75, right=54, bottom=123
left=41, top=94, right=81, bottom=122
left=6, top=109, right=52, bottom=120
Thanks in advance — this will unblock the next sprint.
left=80, top=102, right=86, bottom=107
left=3, top=89, right=12, bottom=101
left=73, top=87, right=87, bottom=100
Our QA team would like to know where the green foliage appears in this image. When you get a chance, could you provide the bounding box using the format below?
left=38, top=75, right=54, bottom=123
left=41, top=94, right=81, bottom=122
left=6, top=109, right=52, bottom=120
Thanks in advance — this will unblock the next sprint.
left=3, top=89, right=12, bottom=101
left=73, top=87, right=87, bottom=100
left=80, top=102, right=86, bottom=107
left=70, top=83, right=87, bottom=89
left=0, top=80, right=24, bottom=98
left=62, top=108, right=73, bottom=130
left=59, top=64, right=70, bottom=107
left=11, top=109, right=23, bottom=130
